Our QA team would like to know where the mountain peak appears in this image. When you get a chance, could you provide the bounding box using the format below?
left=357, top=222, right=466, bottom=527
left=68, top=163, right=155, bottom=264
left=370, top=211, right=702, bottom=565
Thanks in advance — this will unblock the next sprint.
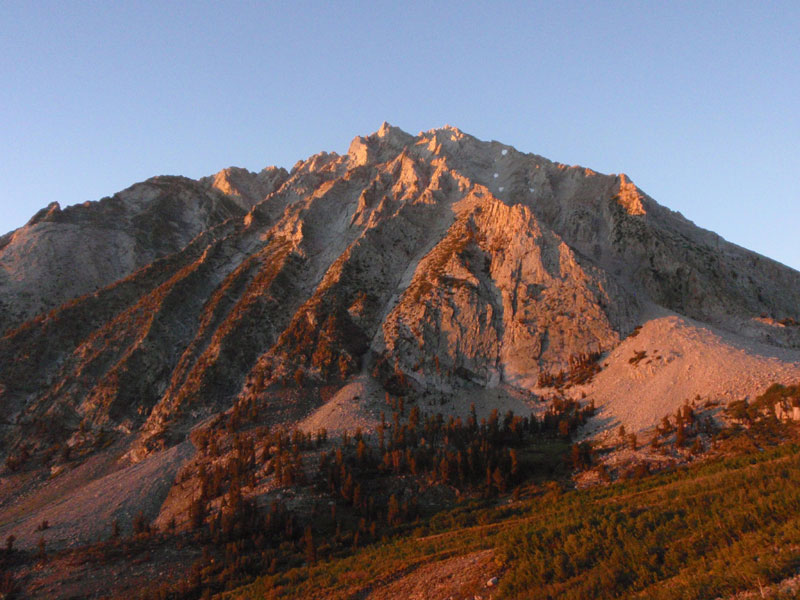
left=426, top=123, right=466, bottom=137
left=26, top=201, right=61, bottom=226
left=202, top=165, right=288, bottom=209
left=347, top=123, right=408, bottom=166
left=615, top=173, right=647, bottom=216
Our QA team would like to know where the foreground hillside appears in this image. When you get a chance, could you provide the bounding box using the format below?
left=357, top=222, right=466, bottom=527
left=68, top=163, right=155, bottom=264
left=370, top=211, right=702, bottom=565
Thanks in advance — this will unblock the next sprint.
left=3, top=385, right=800, bottom=599
left=4, top=395, right=800, bottom=599
left=232, top=428, right=800, bottom=600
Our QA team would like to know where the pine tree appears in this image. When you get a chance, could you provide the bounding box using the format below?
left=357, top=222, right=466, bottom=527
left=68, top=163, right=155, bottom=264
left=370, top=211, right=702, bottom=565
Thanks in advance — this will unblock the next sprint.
left=570, top=443, right=583, bottom=471
left=676, top=422, right=686, bottom=448
left=357, top=439, right=367, bottom=465
left=492, top=466, right=507, bottom=493
left=509, top=448, right=520, bottom=479
left=189, top=497, right=206, bottom=529
left=409, top=405, right=420, bottom=429
left=468, top=403, right=478, bottom=432
left=304, top=526, right=317, bottom=564
left=133, top=511, right=149, bottom=536
left=387, top=494, right=401, bottom=525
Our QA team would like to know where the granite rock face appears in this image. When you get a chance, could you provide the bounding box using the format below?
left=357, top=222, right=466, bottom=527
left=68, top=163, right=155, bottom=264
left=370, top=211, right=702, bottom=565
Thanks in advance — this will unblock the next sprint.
left=2, top=123, right=799, bottom=461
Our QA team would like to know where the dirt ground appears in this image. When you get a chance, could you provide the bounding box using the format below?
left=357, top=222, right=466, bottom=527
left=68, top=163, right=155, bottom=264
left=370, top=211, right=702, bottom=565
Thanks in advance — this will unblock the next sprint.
left=0, top=441, right=194, bottom=551
left=360, top=548, right=502, bottom=600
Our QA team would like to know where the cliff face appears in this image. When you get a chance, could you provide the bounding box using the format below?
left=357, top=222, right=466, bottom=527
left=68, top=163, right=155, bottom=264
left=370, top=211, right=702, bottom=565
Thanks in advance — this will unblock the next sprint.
left=2, top=123, right=800, bottom=462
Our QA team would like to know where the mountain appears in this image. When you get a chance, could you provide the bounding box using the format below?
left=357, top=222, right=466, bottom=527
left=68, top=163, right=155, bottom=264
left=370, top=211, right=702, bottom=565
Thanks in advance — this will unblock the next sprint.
left=2, top=123, right=800, bottom=467
left=3, top=123, right=800, bottom=598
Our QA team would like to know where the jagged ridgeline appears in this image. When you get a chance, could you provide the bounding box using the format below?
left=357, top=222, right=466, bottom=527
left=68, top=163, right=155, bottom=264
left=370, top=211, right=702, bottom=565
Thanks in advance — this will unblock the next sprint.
left=2, top=123, right=800, bottom=462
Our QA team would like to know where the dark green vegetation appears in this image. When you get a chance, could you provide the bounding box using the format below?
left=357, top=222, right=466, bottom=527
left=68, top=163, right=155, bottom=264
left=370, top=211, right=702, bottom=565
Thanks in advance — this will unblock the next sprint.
left=139, top=396, right=590, bottom=599
left=241, top=443, right=800, bottom=599
left=537, top=351, right=603, bottom=390
left=227, top=387, right=800, bottom=599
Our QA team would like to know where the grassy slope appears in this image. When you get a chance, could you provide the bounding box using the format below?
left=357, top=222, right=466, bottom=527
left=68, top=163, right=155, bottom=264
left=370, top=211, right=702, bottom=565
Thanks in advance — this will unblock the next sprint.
left=229, top=441, right=800, bottom=599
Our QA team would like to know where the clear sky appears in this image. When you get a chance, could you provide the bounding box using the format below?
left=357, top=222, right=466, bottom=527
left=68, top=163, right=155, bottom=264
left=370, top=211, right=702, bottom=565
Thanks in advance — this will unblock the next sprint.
left=2, top=2, right=798, bottom=270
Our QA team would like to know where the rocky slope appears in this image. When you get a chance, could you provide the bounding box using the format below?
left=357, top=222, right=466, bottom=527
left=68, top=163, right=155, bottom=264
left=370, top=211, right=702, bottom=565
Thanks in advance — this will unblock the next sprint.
left=0, top=167, right=287, bottom=334
left=1, top=122, right=800, bottom=471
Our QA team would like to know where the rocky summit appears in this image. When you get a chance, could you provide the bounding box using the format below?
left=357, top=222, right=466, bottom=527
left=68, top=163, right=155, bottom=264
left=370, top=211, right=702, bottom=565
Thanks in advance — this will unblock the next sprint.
left=2, top=123, right=800, bottom=466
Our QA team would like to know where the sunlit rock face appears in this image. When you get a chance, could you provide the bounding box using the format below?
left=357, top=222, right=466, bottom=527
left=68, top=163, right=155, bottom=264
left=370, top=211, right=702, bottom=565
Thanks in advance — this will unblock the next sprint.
left=1, top=123, right=799, bottom=460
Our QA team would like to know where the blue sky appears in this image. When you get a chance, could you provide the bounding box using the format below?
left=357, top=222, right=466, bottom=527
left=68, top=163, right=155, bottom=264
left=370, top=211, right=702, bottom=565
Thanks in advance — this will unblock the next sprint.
left=2, top=2, right=798, bottom=270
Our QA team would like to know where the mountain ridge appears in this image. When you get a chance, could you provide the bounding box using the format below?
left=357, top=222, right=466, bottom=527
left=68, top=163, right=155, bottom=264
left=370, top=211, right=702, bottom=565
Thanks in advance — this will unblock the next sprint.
left=1, top=123, right=799, bottom=469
